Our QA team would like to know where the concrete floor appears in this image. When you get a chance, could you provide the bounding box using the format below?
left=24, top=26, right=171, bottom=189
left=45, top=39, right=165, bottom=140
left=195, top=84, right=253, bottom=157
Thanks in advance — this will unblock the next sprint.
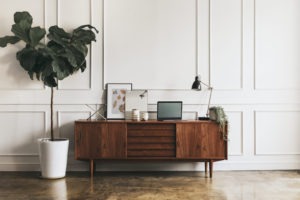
left=0, top=171, right=299, bottom=200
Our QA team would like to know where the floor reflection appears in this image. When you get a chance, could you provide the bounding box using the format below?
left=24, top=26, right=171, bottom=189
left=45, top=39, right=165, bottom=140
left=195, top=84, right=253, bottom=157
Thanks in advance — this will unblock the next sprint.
left=49, top=178, right=67, bottom=200
left=0, top=171, right=299, bottom=200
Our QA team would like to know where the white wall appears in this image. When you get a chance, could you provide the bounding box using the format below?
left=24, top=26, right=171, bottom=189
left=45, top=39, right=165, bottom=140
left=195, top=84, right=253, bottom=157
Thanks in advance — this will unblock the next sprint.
left=0, top=0, right=299, bottom=171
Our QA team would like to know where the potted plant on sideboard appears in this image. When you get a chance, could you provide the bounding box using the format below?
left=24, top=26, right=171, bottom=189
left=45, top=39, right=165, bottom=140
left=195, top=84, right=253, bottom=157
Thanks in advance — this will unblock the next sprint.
left=0, top=11, right=98, bottom=178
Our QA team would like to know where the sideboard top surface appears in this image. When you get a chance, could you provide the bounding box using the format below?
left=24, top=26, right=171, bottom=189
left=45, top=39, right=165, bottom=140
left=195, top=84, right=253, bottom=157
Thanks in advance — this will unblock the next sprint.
left=75, top=119, right=215, bottom=124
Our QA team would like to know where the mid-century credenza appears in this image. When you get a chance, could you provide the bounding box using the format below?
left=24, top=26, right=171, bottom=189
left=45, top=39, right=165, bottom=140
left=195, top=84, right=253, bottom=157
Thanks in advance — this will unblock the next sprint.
left=74, top=120, right=228, bottom=178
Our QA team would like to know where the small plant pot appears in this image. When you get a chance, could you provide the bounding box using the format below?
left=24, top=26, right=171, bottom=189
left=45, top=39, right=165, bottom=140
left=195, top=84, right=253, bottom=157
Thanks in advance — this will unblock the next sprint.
left=38, top=138, right=69, bottom=179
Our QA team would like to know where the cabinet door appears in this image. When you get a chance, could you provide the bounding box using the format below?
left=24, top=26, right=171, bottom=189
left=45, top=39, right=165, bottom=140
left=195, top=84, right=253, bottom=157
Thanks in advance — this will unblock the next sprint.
left=198, top=123, right=226, bottom=159
left=75, top=122, right=106, bottom=159
left=176, top=123, right=202, bottom=158
left=101, top=123, right=127, bottom=158
left=176, top=123, right=227, bottom=159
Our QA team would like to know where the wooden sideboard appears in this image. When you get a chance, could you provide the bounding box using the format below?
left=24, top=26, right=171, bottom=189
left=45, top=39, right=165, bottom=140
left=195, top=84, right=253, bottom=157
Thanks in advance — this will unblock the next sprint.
left=74, top=120, right=228, bottom=178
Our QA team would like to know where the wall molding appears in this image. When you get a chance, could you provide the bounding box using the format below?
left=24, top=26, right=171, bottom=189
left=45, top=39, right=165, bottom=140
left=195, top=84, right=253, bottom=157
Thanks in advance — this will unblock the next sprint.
left=57, top=110, right=92, bottom=138
left=103, top=0, right=198, bottom=90
left=57, top=0, right=93, bottom=90
left=209, top=0, right=244, bottom=90
left=254, top=110, right=300, bottom=156
left=0, top=110, right=47, bottom=156
left=253, top=0, right=300, bottom=91
left=227, top=111, right=244, bottom=156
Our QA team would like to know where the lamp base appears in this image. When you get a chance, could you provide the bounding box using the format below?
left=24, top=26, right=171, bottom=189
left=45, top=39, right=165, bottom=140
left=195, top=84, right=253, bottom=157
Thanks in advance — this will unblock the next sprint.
left=198, top=117, right=210, bottom=120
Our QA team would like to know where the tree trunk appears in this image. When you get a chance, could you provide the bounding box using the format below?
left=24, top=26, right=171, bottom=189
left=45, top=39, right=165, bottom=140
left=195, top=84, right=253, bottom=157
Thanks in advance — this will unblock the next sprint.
left=51, top=87, right=54, bottom=141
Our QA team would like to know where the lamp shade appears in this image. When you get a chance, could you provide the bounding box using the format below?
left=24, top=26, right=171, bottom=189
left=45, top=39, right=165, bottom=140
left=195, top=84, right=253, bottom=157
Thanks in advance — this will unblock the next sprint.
left=192, top=76, right=201, bottom=90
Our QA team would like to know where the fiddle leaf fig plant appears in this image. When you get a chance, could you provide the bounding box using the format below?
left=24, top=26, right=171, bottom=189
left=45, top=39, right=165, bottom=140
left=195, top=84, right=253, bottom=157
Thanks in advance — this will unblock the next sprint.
left=0, top=11, right=98, bottom=140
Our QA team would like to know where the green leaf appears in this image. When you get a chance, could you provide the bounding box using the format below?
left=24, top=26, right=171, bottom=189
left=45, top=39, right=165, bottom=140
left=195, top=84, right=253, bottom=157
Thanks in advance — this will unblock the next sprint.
left=74, top=25, right=99, bottom=34
left=42, top=65, right=54, bottom=78
left=48, top=26, right=71, bottom=46
left=67, top=45, right=86, bottom=67
left=43, top=75, right=57, bottom=87
left=52, top=57, right=73, bottom=80
left=47, top=41, right=64, bottom=54
left=48, top=41, right=85, bottom=69
left=72, top=42, right=88, bottom=56
left=64, top=48, right=78, bottom=67
left=0, top=36, right=20, bottom=47
left=14, top=11, right=33, bottom=25
left=28, top=71, right=34, bottom=80
left=29, top=26, right=46, bottom=47
left=16, top=47, right=38, bottom=71
left=73, top=25, right=98, bottom=44
left=11, top=20, right=31, bottom=43
left=49, top=26, right=71, bottom=38
left=47, top=34, right=67, bottom=48
left=79, top=60, right=87, bottom=72
left=32, top=53, right=52, bottom=81
left=72, top=29, right=97, bottom=44
left=35, top=72, right=41, bottom=80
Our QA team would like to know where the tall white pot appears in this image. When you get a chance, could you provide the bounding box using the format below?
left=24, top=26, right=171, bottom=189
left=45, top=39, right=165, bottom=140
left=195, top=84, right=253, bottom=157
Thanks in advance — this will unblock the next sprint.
left=38, top=138, right=69, bottom=179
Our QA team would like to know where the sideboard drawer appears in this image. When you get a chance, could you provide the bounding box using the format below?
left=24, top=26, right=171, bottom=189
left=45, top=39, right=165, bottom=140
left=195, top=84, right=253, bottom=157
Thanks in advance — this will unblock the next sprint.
left=127, top=123, right=175, bottom=130
left=127, top=150, right=175, bottom=157
left=127, top=123, right=176, bottom=158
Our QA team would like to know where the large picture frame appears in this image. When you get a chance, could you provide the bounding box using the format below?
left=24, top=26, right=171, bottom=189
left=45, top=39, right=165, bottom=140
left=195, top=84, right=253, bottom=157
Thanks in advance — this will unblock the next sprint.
left=106, top=83, right=132, bottom=119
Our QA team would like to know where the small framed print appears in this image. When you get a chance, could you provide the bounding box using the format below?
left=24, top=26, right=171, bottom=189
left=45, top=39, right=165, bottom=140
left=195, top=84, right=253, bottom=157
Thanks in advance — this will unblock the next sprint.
left=106, top=83, right=132, bottom=119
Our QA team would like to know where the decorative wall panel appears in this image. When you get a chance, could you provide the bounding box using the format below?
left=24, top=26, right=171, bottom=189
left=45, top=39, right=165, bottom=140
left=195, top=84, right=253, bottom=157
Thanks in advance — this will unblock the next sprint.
left=0, top=0, right=45, bottom=90
left=210, top=0, right=242, bottom=90
left=0, top=112, right=46, bottom=155
left=255, top=0, right=300, bottom=90
left=58, top=111, right=91, bottom=153
left=227, top=111, right=243, bottom=156
left=57, top=0, right=92, bottom=90
left=104, top=0, right=196, bottom=89
left=255, top=111, right=300, bottom=155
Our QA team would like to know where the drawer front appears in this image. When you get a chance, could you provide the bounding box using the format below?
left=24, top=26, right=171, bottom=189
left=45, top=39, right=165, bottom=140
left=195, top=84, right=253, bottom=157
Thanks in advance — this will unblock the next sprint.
left=127, top=150, right=175, bottom=157
left=127, top=123, right=176, bottom=158
left=127, top=123, right=176, bottom=130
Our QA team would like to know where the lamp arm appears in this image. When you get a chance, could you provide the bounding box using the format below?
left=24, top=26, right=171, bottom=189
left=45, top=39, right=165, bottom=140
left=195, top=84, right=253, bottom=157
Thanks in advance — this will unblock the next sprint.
left=206, top=87, right=213, bottom=117
left=199, top=80, right=211, bottom=88
left=198, top=80, right=213, bottom=117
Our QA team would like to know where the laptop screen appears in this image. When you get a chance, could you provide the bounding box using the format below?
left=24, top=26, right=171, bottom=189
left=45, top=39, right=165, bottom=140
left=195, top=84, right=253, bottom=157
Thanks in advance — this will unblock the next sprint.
left=157, top=101, right=182, bottom=120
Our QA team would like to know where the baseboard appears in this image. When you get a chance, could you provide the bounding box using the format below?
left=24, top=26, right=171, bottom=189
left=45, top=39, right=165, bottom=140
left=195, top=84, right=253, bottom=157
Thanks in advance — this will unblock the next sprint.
left=0, top=164, right=40, bottom=171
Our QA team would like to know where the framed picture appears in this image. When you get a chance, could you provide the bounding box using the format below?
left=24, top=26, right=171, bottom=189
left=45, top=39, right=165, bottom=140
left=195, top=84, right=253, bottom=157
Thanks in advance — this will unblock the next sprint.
left=106, top=83, right=132, bottom=119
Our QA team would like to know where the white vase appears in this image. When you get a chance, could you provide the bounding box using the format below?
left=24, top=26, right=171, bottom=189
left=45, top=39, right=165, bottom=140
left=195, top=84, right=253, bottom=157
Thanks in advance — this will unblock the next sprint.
left=38, top=138, right=69, bottom=179
left=132, top=109, right=140, bottom=121
left=141, top=112, right=149, bottom=121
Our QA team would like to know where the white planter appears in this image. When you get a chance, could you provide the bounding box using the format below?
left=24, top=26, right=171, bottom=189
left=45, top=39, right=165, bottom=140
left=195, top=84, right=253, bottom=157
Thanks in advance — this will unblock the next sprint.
left=38, top=138, right=69, bottom=179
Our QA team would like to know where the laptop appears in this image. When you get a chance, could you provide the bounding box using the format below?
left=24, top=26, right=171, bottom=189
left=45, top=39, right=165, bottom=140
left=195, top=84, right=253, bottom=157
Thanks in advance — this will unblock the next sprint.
left=157, top=101, right=182, bottom=120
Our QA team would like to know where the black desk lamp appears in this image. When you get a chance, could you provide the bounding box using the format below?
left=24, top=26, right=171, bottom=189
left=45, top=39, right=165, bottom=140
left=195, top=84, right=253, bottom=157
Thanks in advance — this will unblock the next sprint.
left=192, top=76, right=213, bottom=120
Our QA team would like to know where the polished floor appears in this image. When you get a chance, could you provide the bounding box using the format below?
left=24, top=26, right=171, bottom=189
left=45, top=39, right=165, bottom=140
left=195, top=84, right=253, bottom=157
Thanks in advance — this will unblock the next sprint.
left=0, top=171, right=299, bottom=200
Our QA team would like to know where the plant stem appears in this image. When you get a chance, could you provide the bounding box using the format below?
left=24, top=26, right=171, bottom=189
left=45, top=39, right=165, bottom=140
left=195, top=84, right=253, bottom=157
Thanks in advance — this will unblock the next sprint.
left=51, top=87, right=54, bottom=141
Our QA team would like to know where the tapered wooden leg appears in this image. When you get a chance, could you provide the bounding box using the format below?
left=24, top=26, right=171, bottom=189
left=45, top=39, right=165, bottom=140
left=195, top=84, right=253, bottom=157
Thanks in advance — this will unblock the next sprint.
left=205, top=161, right=208, bottom=174
left=90, top=159, right=94, bottom=177
left=209, top=160, right=213, bottom=178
